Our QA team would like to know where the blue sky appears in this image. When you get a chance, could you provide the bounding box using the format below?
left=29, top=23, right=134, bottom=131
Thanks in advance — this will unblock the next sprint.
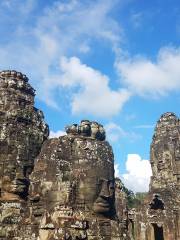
left=0, top=0, right=179, bottom=192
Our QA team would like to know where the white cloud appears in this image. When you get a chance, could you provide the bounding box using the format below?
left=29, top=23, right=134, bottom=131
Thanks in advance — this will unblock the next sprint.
left=58, top=57, right=131, bottom=117
left=105, top=122, right=141, bottom=142
left=1, top=1, right=179, bottom=117
left=49, top=130, right=66, bottom=138
left=0, top=0, right=127, bottom=117
left=116, top=46, right=180, bottom=97
left=121, top=154, right=152, bottom=192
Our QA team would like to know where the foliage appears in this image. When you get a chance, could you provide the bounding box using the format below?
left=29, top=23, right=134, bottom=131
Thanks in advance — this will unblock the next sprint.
left=115, top=177, right=148, bottom=208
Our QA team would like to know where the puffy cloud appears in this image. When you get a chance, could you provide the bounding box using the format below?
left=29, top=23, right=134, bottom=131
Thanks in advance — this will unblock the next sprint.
left=1, top=0, right=179, bottom=118
left=0, top=0, right=126, bottom=117
left=59, top=57, right=131, bottom=117
left=121, top=154, right=152, bottom=192
left=49, top=130, right=66, bottom=138
left=116, top=47, right=180, bottom=97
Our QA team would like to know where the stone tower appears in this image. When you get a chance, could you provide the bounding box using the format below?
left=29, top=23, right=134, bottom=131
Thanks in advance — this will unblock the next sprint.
left=132, top=112, right=180, bottom=240
left=150, top=112, right=180, bottom=190
left=0, top=71, right=128, bottom=239
left=29, top=120, right=127, bottom=239
left=0, top=70, right=49, bottom=238
left=1, top=70, right=179, bottom=240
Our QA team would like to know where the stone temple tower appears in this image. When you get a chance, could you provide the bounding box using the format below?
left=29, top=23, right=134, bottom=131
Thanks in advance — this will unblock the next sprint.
left=150, top=112, right=180, bottom=190
left=1, top=70, right=179, bottom=240
left=29, top=120, right=127, bottom=239
left=0, top=71, right=128, bottom=239
left=0, top=70, right=49, bottom=238
left=132, top=112, right=180, bottom=240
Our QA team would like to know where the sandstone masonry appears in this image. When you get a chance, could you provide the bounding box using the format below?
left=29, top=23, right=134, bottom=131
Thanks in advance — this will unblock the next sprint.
left=0, top=71, right=179, bottom=240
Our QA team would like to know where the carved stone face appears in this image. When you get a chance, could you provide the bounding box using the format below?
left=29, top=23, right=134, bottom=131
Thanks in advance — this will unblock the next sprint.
left=93, top=179, right=115, bottom=216
left=1, top=164, right=30, bottom=199
left=98, top=124, right=106, bottom=140
left=72, top=138, right=115, bottom=217
left=0, top=71, right=49, bottom=200
left=79, top=120, right=91, bottom=136
left=65, top=124, right=79, bottom=135
left=90, top=122, right=99, bottom=139
left=65, top=121, right=106, bottom=141
left=3, top=177, right=29, bottom=195
left=30, top=122, right=115, bottom=220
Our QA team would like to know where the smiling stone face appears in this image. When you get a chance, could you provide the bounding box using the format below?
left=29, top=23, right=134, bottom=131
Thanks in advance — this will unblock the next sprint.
left=28, top=120, right=117, bottom=239
left=0, top=71, right=49, bottom=201
left=150, top=112, right=180, bottom=190
left=71, top=136, right=115, bottom=216
left=30, top=121, right=115, bottom=217
left=93, top=179, right=115, bottom=216
left=2, top=175, right=29, bottom=199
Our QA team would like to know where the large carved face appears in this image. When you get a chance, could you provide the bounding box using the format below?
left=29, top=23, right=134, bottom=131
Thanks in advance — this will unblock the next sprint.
left=93, top=179, right=115, bottom=216
left=0, top=71, right=48, bottom=200
left=0, top=127, right=45, bottom=200
left=72, top=137, right=115, bottom=217
left=1, top=164, right=31, bottom=199
left=30, top=124, right=115, bottom=219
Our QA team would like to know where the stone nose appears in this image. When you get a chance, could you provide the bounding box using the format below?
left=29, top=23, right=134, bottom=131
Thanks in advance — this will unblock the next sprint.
left=99, top=180, right=111, bottom=198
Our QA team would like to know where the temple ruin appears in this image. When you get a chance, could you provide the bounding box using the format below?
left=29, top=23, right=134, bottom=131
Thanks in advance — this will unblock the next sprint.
left=130, top=112, right=180, bottom=240
left=0, top=71, right=179, bottom=239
